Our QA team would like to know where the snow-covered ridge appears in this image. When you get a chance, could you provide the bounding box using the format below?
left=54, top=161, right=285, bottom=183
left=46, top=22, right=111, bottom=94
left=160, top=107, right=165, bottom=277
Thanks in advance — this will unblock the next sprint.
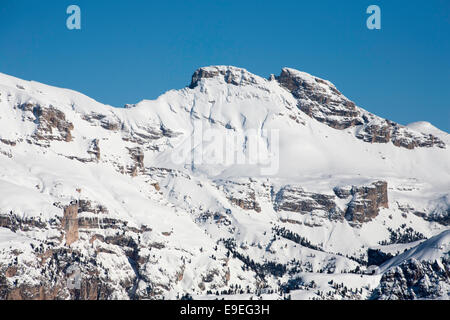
left=379, top=229, right=450, bottom=273
left=0, top=66, right=447, bottom=150
left=407, top=121, right=450, bottom=144
left=186, top=66, right=447, bottom=150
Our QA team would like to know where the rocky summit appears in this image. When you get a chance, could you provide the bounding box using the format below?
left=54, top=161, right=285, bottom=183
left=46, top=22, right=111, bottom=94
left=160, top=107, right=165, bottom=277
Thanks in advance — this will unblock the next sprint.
left=0, top=66, right=448, bottom=300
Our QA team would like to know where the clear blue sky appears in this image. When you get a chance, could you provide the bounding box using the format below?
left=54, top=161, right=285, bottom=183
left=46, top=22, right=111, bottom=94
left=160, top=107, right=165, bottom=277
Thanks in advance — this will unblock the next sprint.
left=1, top=0, right=449, bottom=131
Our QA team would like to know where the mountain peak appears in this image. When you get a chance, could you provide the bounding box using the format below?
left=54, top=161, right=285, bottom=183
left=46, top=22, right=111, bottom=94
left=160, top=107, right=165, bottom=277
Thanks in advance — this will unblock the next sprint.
left=280, top=67, right=334, bottom=86
left=277, top=67, right=342, bottom=97
left=188, top=66, right=339, bottom=91
left=189, top=65, right=265, bottom=88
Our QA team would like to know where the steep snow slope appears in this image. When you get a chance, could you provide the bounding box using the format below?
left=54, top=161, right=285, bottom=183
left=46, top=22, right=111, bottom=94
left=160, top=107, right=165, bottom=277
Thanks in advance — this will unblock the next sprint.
left=0, top=66, right=448, bottom=300
left=379, top=229, right=450, bottom=273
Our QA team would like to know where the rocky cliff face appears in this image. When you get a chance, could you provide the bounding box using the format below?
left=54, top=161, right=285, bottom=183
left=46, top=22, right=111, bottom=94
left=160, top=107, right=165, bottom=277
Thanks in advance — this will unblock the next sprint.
left=18, top=103, right=74, bottom=145
left=272, top=181, right=389, bottom=225
left=277, top=68, right=362, bottom=130
left=274, top=185, right=342, bottom=222
left=277, top=68, right=445, bottom=150
left=335, top=181, right=389, bottom=224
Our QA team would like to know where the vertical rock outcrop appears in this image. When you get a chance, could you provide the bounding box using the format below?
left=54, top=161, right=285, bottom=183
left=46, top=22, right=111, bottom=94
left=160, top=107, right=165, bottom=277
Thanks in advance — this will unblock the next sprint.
left=335, top=181, right=389, bottom=224
left=127, top=147, right=144, bottom=176
left=61, top=202, right=79, bottom=245
left=87, top=139, right=101, bottom=161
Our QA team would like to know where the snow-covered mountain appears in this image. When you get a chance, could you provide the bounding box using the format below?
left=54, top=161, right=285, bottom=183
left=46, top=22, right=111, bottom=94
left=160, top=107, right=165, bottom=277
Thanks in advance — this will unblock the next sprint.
left=0, top=66, right=448, bottom=300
